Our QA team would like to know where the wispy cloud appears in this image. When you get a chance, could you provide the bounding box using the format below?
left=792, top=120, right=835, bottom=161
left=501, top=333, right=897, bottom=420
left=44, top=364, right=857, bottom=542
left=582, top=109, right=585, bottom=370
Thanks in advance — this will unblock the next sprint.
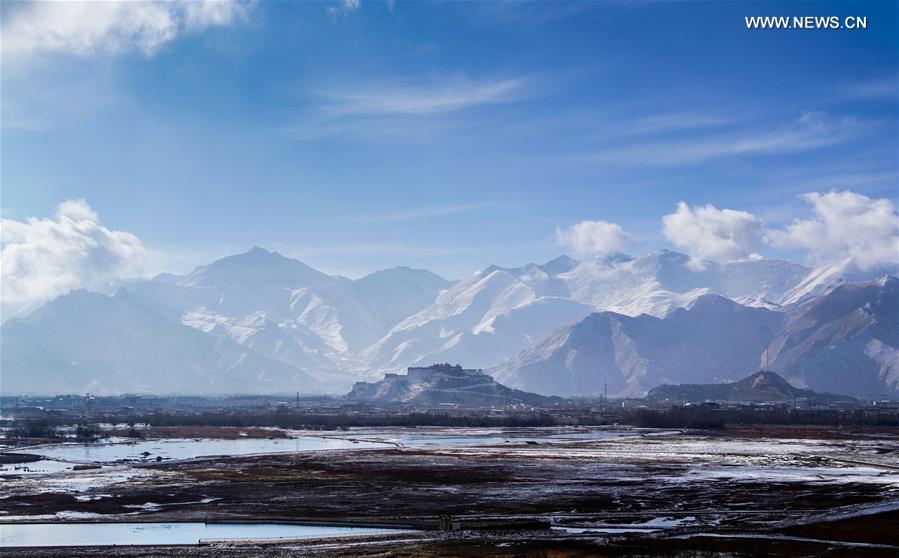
left=840, top=76, right=898, bottom=101
left=317, top=76, right=533, bottom=116
left=1, top=0, right=252, bottom=60
left=351, top=203, right=503, bottom=223
left=284, top=74, right=540, bottom=140
left=630, top=112, right=730, bottom=134
left=587, top=112, right=867, bottom=166
left=327, top=0, right=361, bottom=19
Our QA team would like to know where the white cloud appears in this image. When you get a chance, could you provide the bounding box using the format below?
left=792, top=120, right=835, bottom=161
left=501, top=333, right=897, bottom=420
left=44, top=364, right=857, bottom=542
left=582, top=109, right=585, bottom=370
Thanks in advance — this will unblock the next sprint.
left=1, top=200, right=145, bottom=316
left=662, top=202, right=765, bottom=263
left=768, top=191, right=899, bottom=270
left=1, top=0, right=251, bottom=59
left=632, top=112, right=730, bottom=134
left=555, top=220, right=633, bottom=257
left=319, top=76, right=532, bottom=116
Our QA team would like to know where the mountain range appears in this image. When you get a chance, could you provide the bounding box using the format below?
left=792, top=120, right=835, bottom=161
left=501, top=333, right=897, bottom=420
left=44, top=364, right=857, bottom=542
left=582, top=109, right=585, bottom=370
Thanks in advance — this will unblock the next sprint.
left=1, top=247, right=895, bottom=397
left=495, top=277, right=898, bottom=398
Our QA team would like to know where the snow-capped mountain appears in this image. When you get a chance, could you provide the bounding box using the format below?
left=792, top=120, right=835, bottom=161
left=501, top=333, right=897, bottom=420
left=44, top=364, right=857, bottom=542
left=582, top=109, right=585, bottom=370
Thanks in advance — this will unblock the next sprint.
left=562, top=250, right=810, bottom=315
left=170, top=246, right=347, bottom=289
left=2, top=246, right=891, bottom=395
left=493, top=277, right=898, bottom=399
left=124, top=248, right=452, bottom=381
left=360, top=259, right=595, bottom=377
left=0, top=289, right=319, bottom=395
left=361, top=251, right=812, bottom=376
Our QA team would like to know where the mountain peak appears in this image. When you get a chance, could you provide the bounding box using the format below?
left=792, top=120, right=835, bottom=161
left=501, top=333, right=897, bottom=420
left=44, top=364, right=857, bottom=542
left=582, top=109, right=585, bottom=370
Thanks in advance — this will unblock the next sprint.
left=177, top=248, right=346, bottom=289
left=685, top=293, right=741, bottom=311
left=741, top=370, right=794, bottom=391
left=542, top=255, right=580, bottom=274
left=592, top=252, right=633, bottom=266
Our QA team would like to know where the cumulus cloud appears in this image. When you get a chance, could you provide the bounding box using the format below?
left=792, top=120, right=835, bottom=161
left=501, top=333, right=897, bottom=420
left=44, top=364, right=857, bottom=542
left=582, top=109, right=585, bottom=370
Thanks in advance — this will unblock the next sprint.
left=662, top=202, right=765, bottom=263
left=768, top=191, right=899, bottom=270
left=1, top=0, right=251, bottom=59
left=555, top=220, right=633, bottom=257
left=1, top=200, right=145, bottom=316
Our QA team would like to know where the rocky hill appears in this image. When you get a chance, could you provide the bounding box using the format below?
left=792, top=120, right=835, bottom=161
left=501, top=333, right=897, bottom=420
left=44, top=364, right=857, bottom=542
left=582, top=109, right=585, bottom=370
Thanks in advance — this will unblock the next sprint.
left=646, top=370, right=853, bottom=403
left=346, top=363, right=562, bottom=407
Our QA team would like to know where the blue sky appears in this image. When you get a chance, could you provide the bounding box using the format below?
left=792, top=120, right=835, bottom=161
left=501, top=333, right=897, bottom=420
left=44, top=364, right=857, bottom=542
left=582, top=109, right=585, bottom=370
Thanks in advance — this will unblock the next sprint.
left=2, top=0, right=897, bottom=283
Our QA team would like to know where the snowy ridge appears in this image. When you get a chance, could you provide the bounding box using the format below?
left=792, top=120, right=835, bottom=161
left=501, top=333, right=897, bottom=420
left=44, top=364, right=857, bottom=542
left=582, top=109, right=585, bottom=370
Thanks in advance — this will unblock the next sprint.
left=2, top=246, right=893, bottom=395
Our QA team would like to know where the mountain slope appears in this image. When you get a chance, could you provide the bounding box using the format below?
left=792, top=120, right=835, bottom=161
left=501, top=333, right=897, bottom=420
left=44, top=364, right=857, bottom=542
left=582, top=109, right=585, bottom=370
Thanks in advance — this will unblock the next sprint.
left=768, top=277, right=899, bottom=397
left=494, top=277, right=898, bottom=399
left=492, top=295, right=786, bottom=397
left=314, top=266, right=452, bottom=352
left=362, top=261, right=595, bottom=375
left=362, top=252, right=819, bottom=376
left=0, top=290, right=320, bottom=395
left=126, top=252, right=452, bottom=378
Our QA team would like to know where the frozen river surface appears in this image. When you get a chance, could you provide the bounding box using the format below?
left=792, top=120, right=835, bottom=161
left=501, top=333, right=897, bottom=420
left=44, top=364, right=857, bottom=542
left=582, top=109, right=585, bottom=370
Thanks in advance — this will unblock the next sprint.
left=16, top=427, right=654, bottom=464
left=24, top=435, right=388, bottom=463
left=0, top=521, right=414, bottom=547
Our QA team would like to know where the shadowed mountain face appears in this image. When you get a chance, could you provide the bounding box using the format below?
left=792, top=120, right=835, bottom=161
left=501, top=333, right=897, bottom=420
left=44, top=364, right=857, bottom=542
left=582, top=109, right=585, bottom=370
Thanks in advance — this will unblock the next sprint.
left=346, top=363, right=561, bottom=407
left=0, top=289, right=320, bottom=395
left=646, top=370, right=853, bottom=403
left=492, top=295, right=785, bottom=398
left=768, top=277, right=899, bottom=398
left=493, top=278, right=899, bottom=399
